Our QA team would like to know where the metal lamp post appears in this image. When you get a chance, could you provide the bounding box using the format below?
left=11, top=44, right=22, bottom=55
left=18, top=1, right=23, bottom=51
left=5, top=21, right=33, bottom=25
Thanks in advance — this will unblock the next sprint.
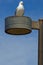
left=5, top=16, right=43, bottom=65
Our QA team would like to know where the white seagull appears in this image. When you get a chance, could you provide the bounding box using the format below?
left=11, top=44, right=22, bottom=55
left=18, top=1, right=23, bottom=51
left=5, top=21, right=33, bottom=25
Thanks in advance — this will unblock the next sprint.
left=15, top=1, right=24, bottom=16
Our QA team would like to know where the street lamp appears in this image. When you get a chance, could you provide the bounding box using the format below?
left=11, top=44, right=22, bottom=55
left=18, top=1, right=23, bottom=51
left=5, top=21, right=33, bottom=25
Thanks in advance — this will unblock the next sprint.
left=5, top=16, right=43, bottom=65
left=5, top=16, right=32, bottom=35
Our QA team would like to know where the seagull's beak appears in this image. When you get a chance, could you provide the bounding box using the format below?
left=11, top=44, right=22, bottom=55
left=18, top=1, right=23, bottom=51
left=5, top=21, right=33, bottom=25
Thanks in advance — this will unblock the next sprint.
left=21, top=3, right=24, bottom=5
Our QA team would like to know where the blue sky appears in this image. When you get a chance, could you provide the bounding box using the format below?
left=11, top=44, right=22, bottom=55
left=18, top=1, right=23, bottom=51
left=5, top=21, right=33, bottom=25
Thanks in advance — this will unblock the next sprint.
left=0, top=0, right=43, bottom=65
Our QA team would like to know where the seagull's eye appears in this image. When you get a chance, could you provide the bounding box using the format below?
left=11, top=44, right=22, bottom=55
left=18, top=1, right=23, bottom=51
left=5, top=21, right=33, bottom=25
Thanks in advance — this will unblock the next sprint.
left=21, top=3, right=23, bottom=5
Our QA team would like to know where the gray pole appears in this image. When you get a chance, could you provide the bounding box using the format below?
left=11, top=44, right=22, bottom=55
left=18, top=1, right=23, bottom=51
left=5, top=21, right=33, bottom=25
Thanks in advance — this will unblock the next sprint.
left=38, top=19, right=43, bottom=65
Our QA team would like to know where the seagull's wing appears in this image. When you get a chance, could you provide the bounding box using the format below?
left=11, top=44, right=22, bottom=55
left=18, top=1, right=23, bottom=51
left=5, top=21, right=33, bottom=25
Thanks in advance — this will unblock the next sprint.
left=14, top=4, right=24, bottom=16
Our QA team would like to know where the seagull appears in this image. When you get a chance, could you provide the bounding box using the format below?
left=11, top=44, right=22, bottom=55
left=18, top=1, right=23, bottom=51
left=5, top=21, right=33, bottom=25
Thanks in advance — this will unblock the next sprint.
left=15, top=1, right=24, bottom=16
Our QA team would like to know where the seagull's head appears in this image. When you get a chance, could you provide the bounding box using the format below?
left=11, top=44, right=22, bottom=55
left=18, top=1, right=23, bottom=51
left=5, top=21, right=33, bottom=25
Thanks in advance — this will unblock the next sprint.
left=19, top=1, right=24, bottom=5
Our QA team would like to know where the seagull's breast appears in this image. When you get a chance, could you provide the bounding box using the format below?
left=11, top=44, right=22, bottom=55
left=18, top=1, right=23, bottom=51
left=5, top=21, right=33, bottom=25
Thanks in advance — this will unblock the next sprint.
left=16, top=5, right=24, bottom=16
